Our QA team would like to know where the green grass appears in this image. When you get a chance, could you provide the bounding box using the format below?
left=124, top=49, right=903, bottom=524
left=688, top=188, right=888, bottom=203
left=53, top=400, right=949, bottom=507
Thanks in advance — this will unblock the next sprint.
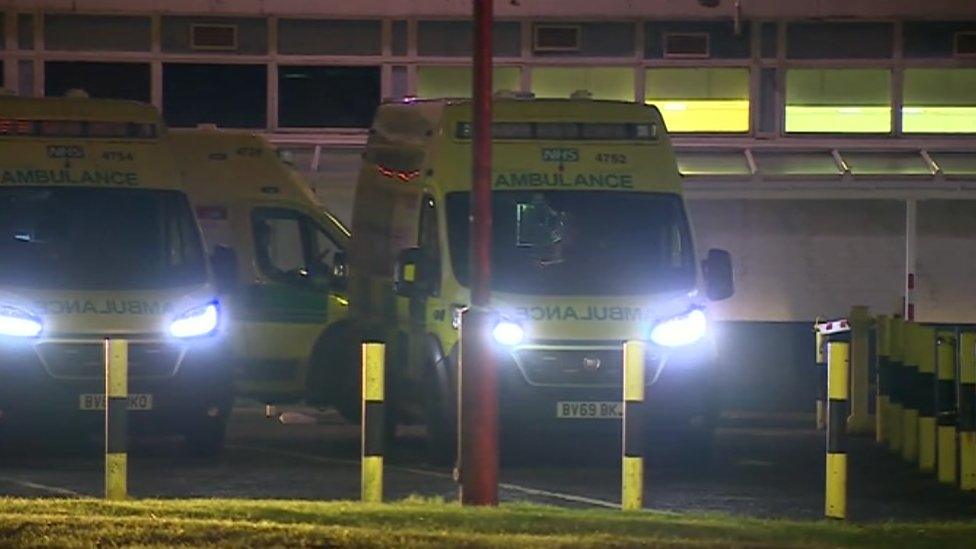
left=0, top=497, right=973, bottom=547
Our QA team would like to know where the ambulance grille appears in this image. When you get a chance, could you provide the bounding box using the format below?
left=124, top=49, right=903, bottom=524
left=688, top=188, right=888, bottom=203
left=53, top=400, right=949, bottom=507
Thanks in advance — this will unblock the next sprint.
left=513, top=348, right=628, bottom=387
left=36, top=342, right=183, bottom=380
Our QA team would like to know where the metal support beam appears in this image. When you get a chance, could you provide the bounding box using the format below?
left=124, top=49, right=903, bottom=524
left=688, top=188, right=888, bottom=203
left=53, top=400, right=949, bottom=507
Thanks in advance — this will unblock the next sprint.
left=459, top=0, right=498, bottom=507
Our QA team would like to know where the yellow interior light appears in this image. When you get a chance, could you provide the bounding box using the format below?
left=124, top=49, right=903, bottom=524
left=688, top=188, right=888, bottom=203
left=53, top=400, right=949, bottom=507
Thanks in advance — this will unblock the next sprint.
left=647, top=99, right=749, bottom=133
left=902, top=106, right=976, bottom=133
left=785, top=106, right=891, bottom=133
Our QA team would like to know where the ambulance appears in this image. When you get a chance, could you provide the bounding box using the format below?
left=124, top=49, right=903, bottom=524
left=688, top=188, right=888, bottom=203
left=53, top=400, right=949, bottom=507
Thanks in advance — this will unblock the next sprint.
left=168, top=128, right=352, bottom=410
left=345, top=95, right=734, bottom=457
left=0, top=93, right=232, bottom=453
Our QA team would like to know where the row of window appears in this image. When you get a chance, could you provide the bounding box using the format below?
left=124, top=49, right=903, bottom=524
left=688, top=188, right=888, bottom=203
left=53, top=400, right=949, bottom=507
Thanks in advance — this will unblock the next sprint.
left=2, top=13, right=975, bottom=60
left=3, top=60, right=974, bottom=133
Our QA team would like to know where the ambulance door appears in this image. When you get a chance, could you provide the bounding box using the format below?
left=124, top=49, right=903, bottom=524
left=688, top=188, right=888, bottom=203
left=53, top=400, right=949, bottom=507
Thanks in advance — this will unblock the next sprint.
left=238, top=206, right=339, bottom=397
left=407, top=194, right=443, bottom=379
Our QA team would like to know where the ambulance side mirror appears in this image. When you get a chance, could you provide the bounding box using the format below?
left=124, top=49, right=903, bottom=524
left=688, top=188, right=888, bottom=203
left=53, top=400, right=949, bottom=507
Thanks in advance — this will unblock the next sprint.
left=211, top=245, right=239, bottom=294
left=394, top=247, right=427, bottom=297
left=702, top=248, right=734, bottom=301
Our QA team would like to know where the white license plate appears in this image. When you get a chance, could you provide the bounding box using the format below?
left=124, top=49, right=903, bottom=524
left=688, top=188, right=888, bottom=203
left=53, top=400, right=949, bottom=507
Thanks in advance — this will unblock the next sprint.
left=556, top=401, right=622, bottom=419
left=78, top=394, right=154, bottom=411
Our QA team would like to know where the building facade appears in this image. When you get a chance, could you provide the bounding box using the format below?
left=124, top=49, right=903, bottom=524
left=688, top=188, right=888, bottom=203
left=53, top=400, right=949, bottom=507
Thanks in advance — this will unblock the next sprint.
left=3, top=0, right=976, bottom=409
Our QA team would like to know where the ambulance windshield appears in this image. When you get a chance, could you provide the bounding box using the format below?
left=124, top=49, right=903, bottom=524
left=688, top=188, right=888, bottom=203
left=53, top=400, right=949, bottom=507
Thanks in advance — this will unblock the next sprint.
left=0, top=187, right=207, bottom=290
left=446, top=191, right=695, bottom=295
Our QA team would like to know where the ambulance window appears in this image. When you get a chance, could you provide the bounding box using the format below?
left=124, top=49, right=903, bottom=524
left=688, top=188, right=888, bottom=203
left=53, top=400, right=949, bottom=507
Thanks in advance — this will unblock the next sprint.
left=418, top=195, right=441, bottom=294
left=307, top=220, right=343, bottom=280
left=252, top=209, right=308, bottom=284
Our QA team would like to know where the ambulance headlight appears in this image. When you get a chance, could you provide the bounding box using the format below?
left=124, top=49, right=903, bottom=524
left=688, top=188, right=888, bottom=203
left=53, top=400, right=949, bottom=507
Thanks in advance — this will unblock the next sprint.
left=169, top=302, right=219, bottom=339
left=492, top=320, right=525, bottom=347
left=650, top=309, right=707, bottom=348
left=0, top=305, right=43, bottom=338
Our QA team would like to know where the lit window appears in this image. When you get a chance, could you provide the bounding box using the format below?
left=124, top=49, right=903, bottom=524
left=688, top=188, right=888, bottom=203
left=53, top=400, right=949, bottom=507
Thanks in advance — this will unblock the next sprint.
left=903, top=69, right=976, bottom=133
left=531, top=67, right=634, bottom=101
left=645, top=68, right=749, bottom=132
left=416, top=66, right=521, bottom=98
left=786, top=69, right=891, bottom=133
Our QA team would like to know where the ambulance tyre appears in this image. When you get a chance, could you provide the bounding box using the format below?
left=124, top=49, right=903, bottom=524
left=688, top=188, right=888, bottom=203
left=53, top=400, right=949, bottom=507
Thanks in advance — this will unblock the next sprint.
left=184, top=419, right=228, bottom=457
left=331, top=342, right=362, bottom=424
left=424, top=362, right=455, bottom=466
left=309, top=326, right=361, bottom=424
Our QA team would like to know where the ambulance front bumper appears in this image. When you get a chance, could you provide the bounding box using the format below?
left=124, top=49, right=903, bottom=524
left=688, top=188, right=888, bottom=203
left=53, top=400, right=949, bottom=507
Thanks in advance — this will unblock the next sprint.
left=490, top=340, right=718, bottom=436
left=0, top=335, right=233, bottom=435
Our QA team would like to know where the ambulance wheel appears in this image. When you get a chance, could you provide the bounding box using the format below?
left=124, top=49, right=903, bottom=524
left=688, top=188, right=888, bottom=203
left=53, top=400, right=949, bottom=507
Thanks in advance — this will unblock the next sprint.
left=184, top=419, right=227, bottom=457
left=330, top=345, right=363, bottom=423
left=424, top=366, right=455, bottom=467
left=310, top=329, right=361, bottom=424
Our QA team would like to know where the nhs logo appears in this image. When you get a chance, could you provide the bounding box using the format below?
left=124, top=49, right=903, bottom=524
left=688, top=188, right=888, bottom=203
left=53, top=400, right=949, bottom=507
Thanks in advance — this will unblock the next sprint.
left=541, top=148, right=579, bottom=163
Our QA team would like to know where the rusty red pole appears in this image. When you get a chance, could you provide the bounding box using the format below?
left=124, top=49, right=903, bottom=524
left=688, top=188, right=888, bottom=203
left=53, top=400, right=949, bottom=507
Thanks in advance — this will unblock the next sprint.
left=459, top=0, right=498, bottom=506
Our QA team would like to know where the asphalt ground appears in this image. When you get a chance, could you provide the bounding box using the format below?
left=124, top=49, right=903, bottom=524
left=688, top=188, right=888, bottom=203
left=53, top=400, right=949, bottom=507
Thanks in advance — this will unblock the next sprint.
left=1, top=405, right=975, bottom=522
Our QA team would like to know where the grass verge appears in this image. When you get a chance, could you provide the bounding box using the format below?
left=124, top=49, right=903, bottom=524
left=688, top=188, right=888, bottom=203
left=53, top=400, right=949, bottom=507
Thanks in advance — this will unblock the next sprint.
left=0, top=497, right=974, bottom=547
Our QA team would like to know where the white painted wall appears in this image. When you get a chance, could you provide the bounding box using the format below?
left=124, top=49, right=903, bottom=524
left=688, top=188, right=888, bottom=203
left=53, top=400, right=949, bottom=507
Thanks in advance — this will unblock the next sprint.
left=689, top=199, right=976, bottom=323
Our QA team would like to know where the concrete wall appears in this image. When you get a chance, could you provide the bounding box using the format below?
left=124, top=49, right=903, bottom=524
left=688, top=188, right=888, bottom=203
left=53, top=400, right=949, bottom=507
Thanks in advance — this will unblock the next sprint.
left=688, top=198, right=976, bottom=324
left=690, top=198, right=976, bottom=412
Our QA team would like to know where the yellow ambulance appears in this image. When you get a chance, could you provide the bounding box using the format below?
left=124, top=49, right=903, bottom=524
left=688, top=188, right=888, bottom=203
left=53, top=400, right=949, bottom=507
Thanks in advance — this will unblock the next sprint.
left=168, top=128, right=352, bottom=410
left=0, top=94, right=232, bottom=453
left=345, top=96, right=734, bottom=457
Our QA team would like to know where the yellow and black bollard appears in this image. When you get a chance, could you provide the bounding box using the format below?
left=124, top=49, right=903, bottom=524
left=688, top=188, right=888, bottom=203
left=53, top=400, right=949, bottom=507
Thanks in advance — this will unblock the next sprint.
left=888, top=316, right=905, bottom=453
left=815, top=325, right=828, bottom=430
left=875, top=315, right=891, bottom=444
left=936, top=332, right=957, bottom=484
left=902, top=323, right=920, bottom=464
left=959, top=332, right=976, bottom=491
left=622, top=340, right=645, bottom=511
left=361, top=342, right=385, bottom=503
left=825, top=339, right=849, bottom=520
left=104, top=338, right=128, bottom=500
left=916, top=325, right=937, bottom=473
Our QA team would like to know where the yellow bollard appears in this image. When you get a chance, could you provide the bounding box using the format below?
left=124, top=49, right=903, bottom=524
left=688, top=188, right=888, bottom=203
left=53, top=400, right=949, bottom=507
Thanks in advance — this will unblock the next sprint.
left=888, top=316, right=905, bottom=453
left=959, top=332, right=976, bottom=491
left=916, top=326, right=937, bottom=473
left=825, top=340, right=849, bottom=520
left=936, top=332, right=957, bottom=484
left=622, top=340, right=645, bottom=511
left=848, top=306, right=873, bottom=435
left=104, top=339, right=128, bottom=501
left=361, top=342, right=385, bottom=503
left=815, top=327, right=827, bottom=430
left=875, top=315, right=891, bottom=444
left=902, top=323, right=920, bottom=464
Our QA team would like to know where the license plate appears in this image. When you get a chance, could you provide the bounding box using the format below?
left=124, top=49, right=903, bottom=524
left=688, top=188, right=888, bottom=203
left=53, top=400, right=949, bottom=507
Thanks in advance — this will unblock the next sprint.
left=78, top=394, right=154, bottom=411
left=556, top=401, right=622, bottom=419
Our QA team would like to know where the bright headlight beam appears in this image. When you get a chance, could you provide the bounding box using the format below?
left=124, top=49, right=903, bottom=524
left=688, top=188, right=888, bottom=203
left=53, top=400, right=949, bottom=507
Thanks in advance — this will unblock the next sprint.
left=169, top=303, right=219, bottom=339
left=650, top=309, right=707, bottom=348
left=0, top=305, right=43, bottom=338
left=492, top=320, right=525, bottom=347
